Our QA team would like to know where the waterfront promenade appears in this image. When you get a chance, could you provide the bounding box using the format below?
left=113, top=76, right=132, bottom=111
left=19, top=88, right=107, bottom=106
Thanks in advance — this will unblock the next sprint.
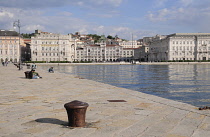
left=0, top=64, right=210, bottom=137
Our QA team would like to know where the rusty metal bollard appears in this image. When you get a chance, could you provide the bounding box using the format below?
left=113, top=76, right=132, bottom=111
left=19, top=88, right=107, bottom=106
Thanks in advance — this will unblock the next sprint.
left=24, top=71, right=30, bottom=79
left=64, top=100, right=89, bottom=127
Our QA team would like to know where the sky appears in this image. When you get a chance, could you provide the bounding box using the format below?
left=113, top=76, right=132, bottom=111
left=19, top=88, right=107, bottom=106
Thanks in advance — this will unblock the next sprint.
left=1, top=0, right=210, bottom=40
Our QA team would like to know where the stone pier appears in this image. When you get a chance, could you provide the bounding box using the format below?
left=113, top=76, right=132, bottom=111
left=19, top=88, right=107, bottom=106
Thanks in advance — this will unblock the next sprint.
left=0, top=64, right=210, bottom=137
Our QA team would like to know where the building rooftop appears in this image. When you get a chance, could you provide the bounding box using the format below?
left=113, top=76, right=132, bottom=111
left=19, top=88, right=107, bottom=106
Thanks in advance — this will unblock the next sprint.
left=0, top=30, right=20, bottom=36
left=168, top=33, right=210, bottom=37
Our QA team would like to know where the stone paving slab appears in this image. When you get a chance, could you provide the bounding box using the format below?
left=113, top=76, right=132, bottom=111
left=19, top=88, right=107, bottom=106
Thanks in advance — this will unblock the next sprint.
left=0, top=64, right=210, bottom=137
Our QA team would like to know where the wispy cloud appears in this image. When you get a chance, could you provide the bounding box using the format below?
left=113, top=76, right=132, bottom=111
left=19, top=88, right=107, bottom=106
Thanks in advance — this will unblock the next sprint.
left=154, top=0, right=168, bottom=8
left=1, top=0, right=210, bottom=40
left=146, top=0, right=210, bottom=33
left=0, top=0, right=123, bottom=9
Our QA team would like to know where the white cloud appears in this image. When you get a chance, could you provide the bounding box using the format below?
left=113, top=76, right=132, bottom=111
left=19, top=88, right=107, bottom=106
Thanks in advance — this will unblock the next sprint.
left=24, top=25, right=45, bottom=32
left=56, top=11, right=72, bottom=16
left=0, top=10, right=13, bottom=18
left=0, top=0, right=123, bottom=9
left=147, top=8, right=170, bottom=22
left=0, top=3, right=158, bottom=40
left=180, top=0, right=194, bottom=6
left=147, top=0, right=210, bottom=33
left=89, top=0, right=122, bottom=7
left=88, top=10, right=120, bottom=18
left=154, top=0, right=168, bottom=8
left=98, top=25, right=104, bottom=29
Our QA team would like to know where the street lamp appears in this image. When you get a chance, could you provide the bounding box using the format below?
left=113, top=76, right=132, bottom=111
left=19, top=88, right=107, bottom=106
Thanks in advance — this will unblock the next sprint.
left=13, top=19, right=21, bottom=70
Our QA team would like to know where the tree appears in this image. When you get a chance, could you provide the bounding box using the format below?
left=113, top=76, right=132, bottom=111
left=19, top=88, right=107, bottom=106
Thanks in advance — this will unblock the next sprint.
left=21, top=33, right=34, bottom=38
left=87, top=34, right=101, bottom=43
left=107, top=35, right=114, bottom=39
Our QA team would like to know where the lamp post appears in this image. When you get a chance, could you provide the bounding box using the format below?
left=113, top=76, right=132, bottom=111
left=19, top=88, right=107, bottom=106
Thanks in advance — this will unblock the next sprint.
left=13, top=20, right=21, bottom=70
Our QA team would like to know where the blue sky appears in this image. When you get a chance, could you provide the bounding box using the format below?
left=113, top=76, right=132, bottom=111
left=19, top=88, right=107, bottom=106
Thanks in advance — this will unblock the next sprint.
left=1, top=0, right=210, bottom=40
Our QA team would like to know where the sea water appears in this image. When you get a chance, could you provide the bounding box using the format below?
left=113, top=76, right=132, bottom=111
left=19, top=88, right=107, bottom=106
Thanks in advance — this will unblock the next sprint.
left=40, top=64, right=210, bottom=107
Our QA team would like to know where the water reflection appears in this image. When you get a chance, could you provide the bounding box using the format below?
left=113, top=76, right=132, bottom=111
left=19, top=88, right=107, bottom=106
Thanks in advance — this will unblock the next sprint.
left=40, top=64, right=210, bottom=107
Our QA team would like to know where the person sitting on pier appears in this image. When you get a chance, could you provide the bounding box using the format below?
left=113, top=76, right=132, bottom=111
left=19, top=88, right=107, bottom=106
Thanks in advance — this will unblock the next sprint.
left=48, top=67, right=54, bottom=73
left=29, top=69, right=42, bottom=79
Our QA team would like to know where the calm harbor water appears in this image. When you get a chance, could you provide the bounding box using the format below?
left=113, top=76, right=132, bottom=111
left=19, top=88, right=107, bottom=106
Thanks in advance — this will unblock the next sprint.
left=40, top=64, right=210, bottom=107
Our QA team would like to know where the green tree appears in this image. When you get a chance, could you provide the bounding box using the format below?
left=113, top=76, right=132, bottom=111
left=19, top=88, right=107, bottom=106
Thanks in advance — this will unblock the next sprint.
left=107, top=35, right=114, bottom=39
left=87, top=34, right=101, bottom=43
left=21, top=33, right=34, bottom=38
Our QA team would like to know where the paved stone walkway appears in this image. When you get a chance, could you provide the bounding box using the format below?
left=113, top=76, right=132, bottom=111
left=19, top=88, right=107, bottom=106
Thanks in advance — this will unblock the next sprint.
left=0, top=64, right=210, bottom=137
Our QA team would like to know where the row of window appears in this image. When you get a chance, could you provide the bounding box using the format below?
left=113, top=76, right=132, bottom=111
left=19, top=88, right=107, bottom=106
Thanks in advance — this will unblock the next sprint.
left=33, top=52, right=66, bottom=56
left=41, top=47, right=65, bottom=51
left=172, top=40, right=210, bottom=45
left=119, top=43, right=138, bottom=45
left=172, top=58, right=210, bottom=60
left=77, top=56, right=120, bottom=59
left=75, top=59, right=120, bottom=62
left=172, top=52, right=194, bottom=56
left=172, top=41, right=194, bottom=45
left=36, top=58, right=66, bottom=61
left=172, top=46, right=194, bottom=50
left=0, top=41, right=18, bottom=43
left=172, top=58, right=195, bottom=60
left=86, top=48, right=121, bottom=50
left=33, top=41, right=67, bottom=44
left=0, top=45, right=18, bottom=48
left=0, top=50, right=17, bottom=55
left=172, top=46, right=210, bottom=50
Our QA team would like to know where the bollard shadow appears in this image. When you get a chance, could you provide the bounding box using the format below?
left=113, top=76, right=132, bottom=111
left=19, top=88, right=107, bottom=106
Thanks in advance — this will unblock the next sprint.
left=35, top=118, right=68, bottom=126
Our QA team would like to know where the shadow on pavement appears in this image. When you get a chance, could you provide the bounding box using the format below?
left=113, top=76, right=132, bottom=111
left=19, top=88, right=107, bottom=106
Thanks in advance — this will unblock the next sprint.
left=35, top=118, right=68, bottom=126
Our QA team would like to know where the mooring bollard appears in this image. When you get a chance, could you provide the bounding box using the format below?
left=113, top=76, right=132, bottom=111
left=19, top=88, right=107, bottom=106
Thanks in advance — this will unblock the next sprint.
left=24, top=71, right=30, bottom=79
left=64, top=100, right=89, bottom=127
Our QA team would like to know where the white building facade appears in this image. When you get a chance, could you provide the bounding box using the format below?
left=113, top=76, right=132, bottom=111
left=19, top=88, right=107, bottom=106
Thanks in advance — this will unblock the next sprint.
left=148, top=33, right=210, bottom=61
left=134, top=46, right=149, bottom=61
left=119, top=40, right=141, bottom=48
left=0, top=30, right=24, bottom=63
left=122, top=48, right=136, bottom=62
left=31, top=30, right=76, bottom=62
left=76, top=35, right=123, bottom=62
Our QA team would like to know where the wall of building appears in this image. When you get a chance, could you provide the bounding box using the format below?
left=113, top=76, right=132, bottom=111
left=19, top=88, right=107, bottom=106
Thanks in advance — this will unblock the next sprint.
left=147, top=33, right=210, bottom=62
left=0, top=30, right=24, bottom=63
left=31, top=30, right=76, bottom=62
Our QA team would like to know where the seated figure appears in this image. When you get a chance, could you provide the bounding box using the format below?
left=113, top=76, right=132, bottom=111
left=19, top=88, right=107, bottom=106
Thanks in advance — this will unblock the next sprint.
left=48, top=67, right=54, bottom=73
left=29, top=69, right=42, bottom=79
